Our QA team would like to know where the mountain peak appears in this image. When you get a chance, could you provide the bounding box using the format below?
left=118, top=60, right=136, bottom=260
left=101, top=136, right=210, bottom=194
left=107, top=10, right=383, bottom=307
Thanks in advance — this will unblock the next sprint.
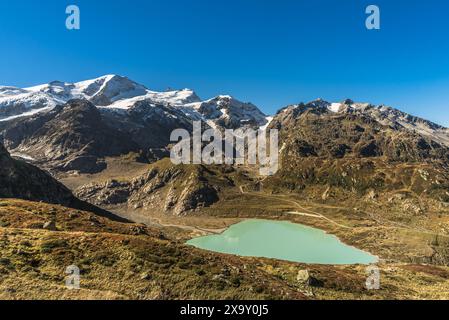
left=89, top=74, right=129, bottom=83
left=307, top=98, right=330, bottom=107
left=342, top=98, right=354, bottom=105
left=216, top=94, right=233, bottom=100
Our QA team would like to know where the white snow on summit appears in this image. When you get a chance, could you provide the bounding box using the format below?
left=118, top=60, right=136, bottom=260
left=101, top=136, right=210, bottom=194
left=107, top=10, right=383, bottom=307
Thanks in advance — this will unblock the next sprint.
left=185, top=95, right=267, bottom=127
left=328, top=103, right=342, bottom=113
left=0, top=75, right=267, bottom=130
left=0, top=75, right=196, bottom=118
left=3, top=76, right=446, bottom=147
left=25, top=75, right=148, bottom=105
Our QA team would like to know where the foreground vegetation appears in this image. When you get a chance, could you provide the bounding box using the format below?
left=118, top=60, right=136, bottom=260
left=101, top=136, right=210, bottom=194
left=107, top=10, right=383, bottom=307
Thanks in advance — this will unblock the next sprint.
left=1, top=199, right=448, bottom=300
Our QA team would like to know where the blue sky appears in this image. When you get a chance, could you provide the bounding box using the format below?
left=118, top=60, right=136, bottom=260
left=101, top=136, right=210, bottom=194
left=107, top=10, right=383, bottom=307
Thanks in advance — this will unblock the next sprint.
left=0, top=0, right=448, bottom=126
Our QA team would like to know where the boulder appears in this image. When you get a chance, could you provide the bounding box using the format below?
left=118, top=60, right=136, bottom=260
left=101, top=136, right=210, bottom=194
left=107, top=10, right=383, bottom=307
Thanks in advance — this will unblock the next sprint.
left=43, top=221, right=57, bottom=231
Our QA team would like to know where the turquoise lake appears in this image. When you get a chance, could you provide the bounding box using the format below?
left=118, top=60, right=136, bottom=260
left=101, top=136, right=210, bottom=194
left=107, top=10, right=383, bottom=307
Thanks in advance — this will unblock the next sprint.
left=187, top=219, right=378, bottom=265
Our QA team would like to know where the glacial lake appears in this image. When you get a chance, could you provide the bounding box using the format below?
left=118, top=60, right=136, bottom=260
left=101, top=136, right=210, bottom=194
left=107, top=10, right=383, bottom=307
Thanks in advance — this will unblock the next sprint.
left=187, top=219, right=378, bottom=265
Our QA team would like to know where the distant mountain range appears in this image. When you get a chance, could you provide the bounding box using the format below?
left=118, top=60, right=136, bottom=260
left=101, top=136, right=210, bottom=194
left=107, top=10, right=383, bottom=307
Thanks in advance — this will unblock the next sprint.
left=0, top=75, right=448, bottom=175
left=0, top=74, right=268, bottom=129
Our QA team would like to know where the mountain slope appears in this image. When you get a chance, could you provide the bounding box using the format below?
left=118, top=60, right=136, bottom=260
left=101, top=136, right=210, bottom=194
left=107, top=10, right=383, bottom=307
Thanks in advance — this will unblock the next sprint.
left=320, top=99, right=449, bottom=147
left=0, top=142, right=75, bottom=204
left=0, top=199, right=308, bottom=300
left=1, top=99, right=141, bottom=173
left=270, top=100, right=449, bottom=162
left=263, top=100, right=449, bottom=204
left=0, top=141, right=128, bottom=221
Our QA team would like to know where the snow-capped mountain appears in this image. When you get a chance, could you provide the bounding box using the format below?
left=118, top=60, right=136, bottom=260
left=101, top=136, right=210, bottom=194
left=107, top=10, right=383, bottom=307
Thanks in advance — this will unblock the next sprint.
left=26, top=75, right=148, bottom=104
left=0, top=75, right=267, bottom=130
left=0, top=87, right=64, bottom=120
left=0, top=75, right=143, bottom=120
left=1, top=75, right=447, bottom=175
left=0, top=75, right=268, bottom=173
left=185, top=95, right=268, bottom=130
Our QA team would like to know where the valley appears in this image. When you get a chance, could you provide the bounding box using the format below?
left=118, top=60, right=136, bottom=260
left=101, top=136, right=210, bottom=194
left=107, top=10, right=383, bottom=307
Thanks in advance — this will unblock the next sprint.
left=1, top=75, right=449, bottom=300
left=53, top=152, right=449, bottom=267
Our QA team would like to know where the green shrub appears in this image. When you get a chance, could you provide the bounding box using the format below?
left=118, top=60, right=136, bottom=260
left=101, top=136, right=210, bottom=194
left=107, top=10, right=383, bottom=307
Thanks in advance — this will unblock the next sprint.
left=40, top=239, right=68, bottom=253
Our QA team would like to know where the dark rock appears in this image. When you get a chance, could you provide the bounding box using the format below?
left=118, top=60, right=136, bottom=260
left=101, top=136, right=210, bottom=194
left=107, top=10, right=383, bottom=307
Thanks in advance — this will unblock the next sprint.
left=358, top=140, right=381, bottom=157
left=296, top=270, right=323, bottom=287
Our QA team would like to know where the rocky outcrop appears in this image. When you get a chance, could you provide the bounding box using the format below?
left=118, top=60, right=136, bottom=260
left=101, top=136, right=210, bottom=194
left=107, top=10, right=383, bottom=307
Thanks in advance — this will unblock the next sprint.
left=74, top=180, right=133, bottom=206
left=171, top=173, right=219, bottom=215
left=75, top=160, right=224, bottom=216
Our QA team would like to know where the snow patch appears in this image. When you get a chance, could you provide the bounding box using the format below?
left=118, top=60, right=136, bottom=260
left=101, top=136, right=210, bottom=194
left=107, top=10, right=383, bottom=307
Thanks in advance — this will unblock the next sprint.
left=10, top=153, right=36, bottom=161
left=328, top=103, right=341, bottom=113
left=0, top=106, right=53, bottom=122
left=260, top=116, right=274, bottom=131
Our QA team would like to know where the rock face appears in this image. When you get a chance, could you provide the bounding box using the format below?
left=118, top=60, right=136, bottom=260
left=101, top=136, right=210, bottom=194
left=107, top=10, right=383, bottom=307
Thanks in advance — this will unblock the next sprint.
left=296, top=270, right=323, bottom=287
left=169, top=174, right=219, bottom=215
left=75, top=160, right=228, bottom=216
left=100, top=99, right=195, bottom=152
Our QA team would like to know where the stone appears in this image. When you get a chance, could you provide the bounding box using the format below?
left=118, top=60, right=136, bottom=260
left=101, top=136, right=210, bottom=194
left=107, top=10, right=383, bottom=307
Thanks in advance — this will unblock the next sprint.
left=296, top=270, right=311, bottom=283
left=296, top=270, right=323, bottom=287
left=140, top=272, right=152, bottom=280
left=43, top=221, right=57, bottom=231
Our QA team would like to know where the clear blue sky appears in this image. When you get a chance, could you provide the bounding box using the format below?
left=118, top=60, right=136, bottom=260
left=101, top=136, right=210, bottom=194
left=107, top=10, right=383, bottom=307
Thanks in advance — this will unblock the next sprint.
left=0, top=0, right=448, bottom=126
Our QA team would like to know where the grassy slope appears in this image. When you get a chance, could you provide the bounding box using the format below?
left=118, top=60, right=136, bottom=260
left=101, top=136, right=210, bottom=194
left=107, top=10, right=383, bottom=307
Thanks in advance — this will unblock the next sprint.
left=0, top=199, right=305, bottom=300
left=1, top=199, right=449, bottom=300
